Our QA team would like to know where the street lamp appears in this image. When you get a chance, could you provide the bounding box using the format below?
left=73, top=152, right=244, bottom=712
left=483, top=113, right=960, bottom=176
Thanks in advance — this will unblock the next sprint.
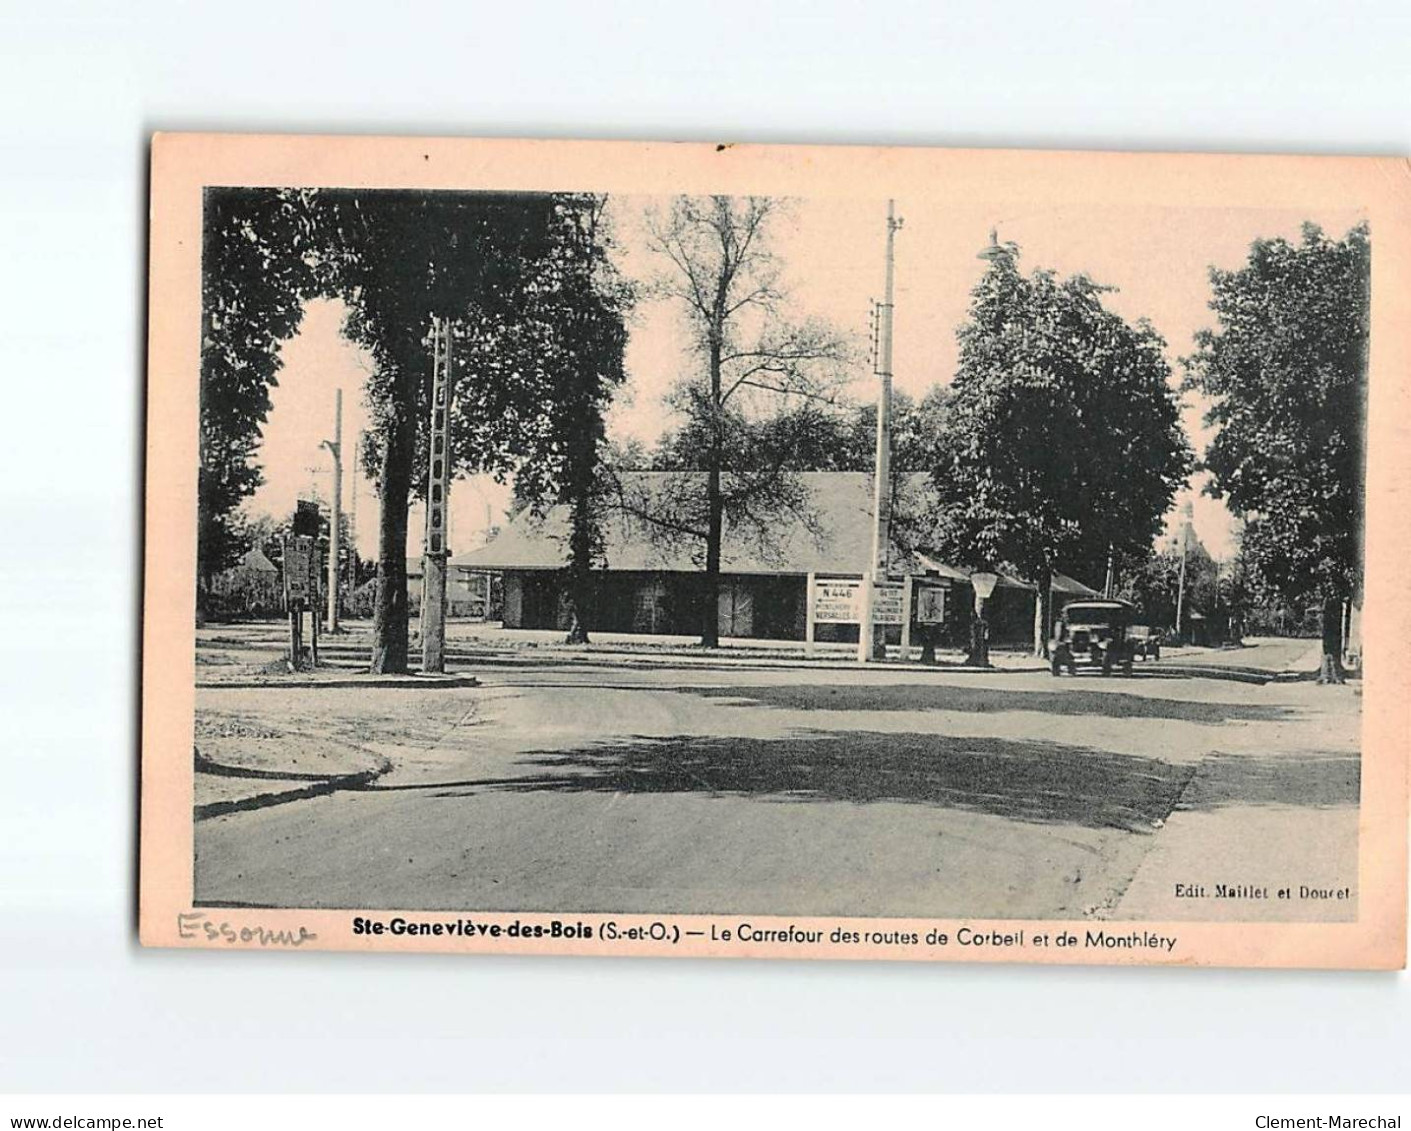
left=968, top=571, right=1000, bottom=668
left=977, top=228, right=1008, bottom=264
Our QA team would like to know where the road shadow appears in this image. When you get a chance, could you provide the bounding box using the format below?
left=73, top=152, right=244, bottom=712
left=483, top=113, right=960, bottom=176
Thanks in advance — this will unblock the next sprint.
left=1184, top=751, right=1360, bottom=810
left=684, top=683, right=1295, bottom=723
left=403, top=731, right=1199, bottom=832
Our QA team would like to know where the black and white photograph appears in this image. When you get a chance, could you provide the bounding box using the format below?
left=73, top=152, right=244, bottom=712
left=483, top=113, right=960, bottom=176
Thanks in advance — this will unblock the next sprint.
left=135, top=137, right=1405, bottom=966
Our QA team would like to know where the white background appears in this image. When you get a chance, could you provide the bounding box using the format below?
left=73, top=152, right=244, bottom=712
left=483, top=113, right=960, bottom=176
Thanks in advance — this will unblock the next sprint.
left=1, top=0, right=1408, bottom=1095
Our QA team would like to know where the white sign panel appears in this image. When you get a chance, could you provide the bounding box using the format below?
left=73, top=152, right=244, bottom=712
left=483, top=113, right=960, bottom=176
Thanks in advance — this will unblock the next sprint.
left=873, top=583, right=905, bottom=625
left=813, top=580, right=862, bottom=623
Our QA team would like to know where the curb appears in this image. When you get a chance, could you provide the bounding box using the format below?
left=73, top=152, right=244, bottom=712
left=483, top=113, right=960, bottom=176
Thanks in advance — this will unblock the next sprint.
left=193, top=748, right=391, bottom=819
left=199, top=658, right=1047, bottom=682
left=194, top=770, right=379, bottom=820
left=196, top=674, right=482, bottom=691
left=197, top=646, right=1317, bottom=685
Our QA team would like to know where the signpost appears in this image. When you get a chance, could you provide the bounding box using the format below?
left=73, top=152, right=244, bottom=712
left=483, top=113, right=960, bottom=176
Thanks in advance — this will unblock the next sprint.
left=808, top=576, right=905, bottom=657
left=899, top=578, right=915, bottom=662
left=805, top=575, right=953, bottom=661
left=915, top=582, right=948, bottom=664
left=282, top=534, right=313, bottom=671
left=283, top=501, right=322, bottom=671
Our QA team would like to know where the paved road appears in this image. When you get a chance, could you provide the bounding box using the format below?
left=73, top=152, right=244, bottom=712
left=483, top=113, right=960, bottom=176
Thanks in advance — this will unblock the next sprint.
left=192, top=658, right=1360, bottom=922
left=1160, top=636, right=1320, bottom=672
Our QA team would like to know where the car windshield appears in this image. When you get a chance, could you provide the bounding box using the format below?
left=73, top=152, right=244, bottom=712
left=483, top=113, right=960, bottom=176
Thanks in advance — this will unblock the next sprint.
left=1065, top=607, right=1121, bottom=626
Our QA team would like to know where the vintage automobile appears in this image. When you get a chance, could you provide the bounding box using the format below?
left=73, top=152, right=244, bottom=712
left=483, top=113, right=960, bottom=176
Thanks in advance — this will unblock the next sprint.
left=1128, top=624, right=1162, bottom=661
left=1051, top=599, right=1136, bottom=676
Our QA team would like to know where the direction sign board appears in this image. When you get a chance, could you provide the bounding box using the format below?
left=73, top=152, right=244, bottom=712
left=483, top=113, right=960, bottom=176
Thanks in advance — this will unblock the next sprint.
left=283, top=536, right=313, bottom=606
left=811, top=579, right=905, bottom=625
left=872, top=582, right=905, bottom=625
left=813, top=579, right=862, bottom=623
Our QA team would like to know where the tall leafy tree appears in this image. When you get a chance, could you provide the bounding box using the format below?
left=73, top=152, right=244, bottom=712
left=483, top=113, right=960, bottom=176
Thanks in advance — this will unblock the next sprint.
left=929, top=241, right=1192, bottom=655
left=637, top=195, right=853, bottom=646
left=490, top=196, right=633, bottom=644
left=1183, top=222, right=1369, bottom=681
left=198, top=188, right=321, bottom=609
left=199, top=187, right=624, bottom=669
left=672, top=386, right=950, bottom=475
left=837, top=386, right=953, bottom=474
left=321, top=190, right=560, bottom=673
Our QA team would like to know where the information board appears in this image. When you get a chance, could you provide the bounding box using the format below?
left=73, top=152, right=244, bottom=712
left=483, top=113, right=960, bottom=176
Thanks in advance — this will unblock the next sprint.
left=283, top=536, right=313, bottom=605
left=916, top=586, right=947, bottom=624
left=873, top=583, right=905, bottom=625
left=811, top=579, right=904, bottom=625
left=812, top=580, right=862, bottom=623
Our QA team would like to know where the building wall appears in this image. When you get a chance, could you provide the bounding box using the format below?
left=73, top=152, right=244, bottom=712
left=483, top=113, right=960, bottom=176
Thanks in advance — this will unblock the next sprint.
left=493, top=568, right=1083, bottom=648
left=502, top=573, right=524, bottom=628
left=497, top=570, right=809, bottom=641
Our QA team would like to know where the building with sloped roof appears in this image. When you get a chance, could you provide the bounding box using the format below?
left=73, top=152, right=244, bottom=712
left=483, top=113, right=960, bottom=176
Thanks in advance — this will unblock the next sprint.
left=208, top=546, right=284, bottom=619
left=452, top=470, right=1099, bottom=643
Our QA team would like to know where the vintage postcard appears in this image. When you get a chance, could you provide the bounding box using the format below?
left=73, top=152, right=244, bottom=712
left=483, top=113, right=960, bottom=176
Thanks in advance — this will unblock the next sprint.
left=141, top=133, right=1409, bottom=967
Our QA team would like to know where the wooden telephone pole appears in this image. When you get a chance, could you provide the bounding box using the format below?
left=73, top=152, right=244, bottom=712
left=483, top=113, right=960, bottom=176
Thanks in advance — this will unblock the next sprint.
left=1174, top=500, right=1193, bottom=644
left=859, top=200, right=902, bottom=663
left=320, top=389, right=343, bottom=633
left=347, top=437, right=359, bottom=604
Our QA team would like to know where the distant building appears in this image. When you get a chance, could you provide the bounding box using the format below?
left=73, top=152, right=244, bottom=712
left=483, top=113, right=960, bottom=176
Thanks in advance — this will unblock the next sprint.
left=208, top=546, right=283, bottom=618
left=452, top=471, right=1099, bottom=644
left=398, top=557, right=493, bottom=620
left=448, top=565, right=492, bottom=620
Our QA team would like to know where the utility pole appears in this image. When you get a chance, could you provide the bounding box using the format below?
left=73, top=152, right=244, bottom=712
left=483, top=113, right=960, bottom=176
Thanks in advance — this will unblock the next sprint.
left=347, top=436, right=359, bottom=604
left=320, top=389, right=343, bottom=633
left=1174, top=500, right=1193, bottom=644
left=859, top=199, right=902, bottom=663
left=422, top=317, right=454, bottom=673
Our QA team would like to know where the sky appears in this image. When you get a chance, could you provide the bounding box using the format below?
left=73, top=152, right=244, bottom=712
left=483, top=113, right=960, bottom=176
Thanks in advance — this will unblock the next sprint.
left=245, top=197, right=1365, bottom=566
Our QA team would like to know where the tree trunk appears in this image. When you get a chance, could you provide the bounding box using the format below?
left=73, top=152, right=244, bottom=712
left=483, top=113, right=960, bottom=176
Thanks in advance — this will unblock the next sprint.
left=562, top=423, right=600, bottom=646
left=370, top=421, right=412, bottom=674
left=702, top=461, right=722, bottom=648
left=195, top=573, right=211, bottom=628
left=701, top=334, right=724, bottom=648
left=1317, top=594, right=1346, bottom=685
left=1033, top=565, right=1052, bottom=659
left=565, top=606, right=590, bottom=645
left=564, top=494, right=594, bottom=645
